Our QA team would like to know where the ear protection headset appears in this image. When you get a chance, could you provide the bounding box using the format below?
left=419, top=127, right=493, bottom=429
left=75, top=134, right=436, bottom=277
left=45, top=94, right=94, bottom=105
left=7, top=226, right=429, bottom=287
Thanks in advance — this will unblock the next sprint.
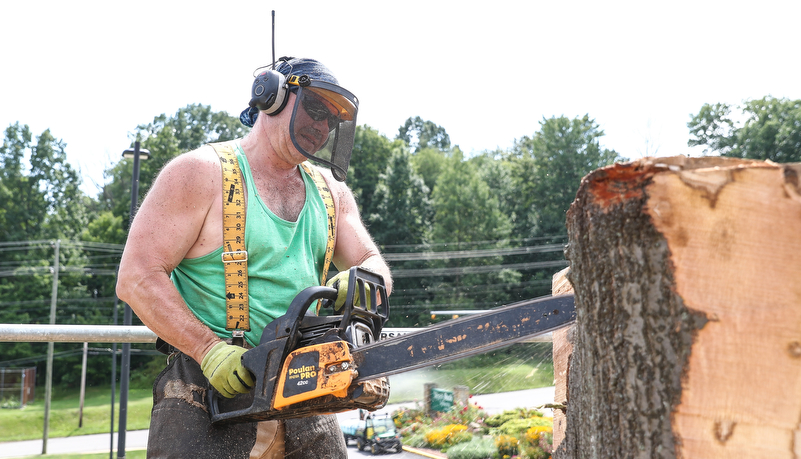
left=248, top=68, right=289, bottom=115
left=248, top=61, right=312, bottom=116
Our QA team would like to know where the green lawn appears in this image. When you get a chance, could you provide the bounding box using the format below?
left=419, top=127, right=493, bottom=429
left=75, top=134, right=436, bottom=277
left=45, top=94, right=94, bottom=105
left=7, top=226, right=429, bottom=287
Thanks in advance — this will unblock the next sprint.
left=0, top=386, right=153, bottom=443
left=387, top=360, right=554, bottom=403
left=17, top=452, right=147, bottom=459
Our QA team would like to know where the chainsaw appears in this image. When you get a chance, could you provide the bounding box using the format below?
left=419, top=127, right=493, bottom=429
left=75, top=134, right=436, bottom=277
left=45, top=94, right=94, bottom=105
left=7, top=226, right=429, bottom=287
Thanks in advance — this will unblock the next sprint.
left=208, top=266, right=576, bottom=424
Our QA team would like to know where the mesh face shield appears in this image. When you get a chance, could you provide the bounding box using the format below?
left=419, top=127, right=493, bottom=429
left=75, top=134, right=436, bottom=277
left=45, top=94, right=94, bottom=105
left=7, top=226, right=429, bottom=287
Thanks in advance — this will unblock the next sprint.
left=288, top=80, right=358, bottom=182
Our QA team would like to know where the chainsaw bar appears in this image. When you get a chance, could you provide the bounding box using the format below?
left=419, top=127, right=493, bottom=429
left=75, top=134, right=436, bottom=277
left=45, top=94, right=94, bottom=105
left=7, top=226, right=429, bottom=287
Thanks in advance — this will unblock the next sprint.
left=351, top=294, right=575, bottom=382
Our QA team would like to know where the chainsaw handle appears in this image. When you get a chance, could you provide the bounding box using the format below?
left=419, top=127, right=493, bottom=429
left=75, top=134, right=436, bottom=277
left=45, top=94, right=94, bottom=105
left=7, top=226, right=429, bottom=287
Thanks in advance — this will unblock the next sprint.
left=259, top=286, right=338, bottom=344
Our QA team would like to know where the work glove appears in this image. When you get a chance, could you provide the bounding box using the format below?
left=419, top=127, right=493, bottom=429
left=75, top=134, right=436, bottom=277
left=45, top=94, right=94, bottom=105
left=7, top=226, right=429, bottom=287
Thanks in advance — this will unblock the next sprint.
left=326, top=270, right=371, bottom=313
left=200, top=342, right=254, bottom=398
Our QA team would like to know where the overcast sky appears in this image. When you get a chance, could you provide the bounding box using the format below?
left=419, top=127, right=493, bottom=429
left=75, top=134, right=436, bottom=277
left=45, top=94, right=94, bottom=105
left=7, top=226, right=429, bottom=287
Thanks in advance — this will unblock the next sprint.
left=2, top=0, right=800, bottom=195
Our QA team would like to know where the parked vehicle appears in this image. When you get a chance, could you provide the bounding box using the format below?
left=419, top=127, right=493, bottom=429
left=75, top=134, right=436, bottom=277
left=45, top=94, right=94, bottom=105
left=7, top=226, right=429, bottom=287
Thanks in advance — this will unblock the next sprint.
left=341, top=414, right=402, bottom=454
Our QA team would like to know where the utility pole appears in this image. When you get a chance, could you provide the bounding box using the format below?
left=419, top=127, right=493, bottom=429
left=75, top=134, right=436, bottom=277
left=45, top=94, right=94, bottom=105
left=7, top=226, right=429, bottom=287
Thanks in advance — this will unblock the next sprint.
left=78, top=341, right=88, bottom=427
left=42, top=239, right=60, bottom=454
left=110, top=293, right=118, bottom=459
left=118, top=141, right=150, bottom=459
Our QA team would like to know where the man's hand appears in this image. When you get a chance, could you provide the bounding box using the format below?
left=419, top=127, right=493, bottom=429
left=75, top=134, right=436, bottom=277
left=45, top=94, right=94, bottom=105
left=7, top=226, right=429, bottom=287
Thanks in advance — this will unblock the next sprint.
left=200, top=342, right=254, bottom=398
left=326, top=270, right=371, bottom=313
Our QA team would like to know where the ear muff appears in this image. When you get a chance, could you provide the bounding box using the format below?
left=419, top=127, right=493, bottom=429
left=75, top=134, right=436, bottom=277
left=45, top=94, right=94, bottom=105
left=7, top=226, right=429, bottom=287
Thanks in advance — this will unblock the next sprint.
left=249, top=69, right=289, bottom=115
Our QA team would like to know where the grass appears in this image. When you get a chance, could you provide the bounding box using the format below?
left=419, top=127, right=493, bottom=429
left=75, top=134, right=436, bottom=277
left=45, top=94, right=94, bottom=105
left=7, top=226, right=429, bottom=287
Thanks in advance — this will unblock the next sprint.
left=387, top=360, right=554, bottom=404
left=0, top=386, right=153, bottom=443
left=17, top=452, right=147, bottom=459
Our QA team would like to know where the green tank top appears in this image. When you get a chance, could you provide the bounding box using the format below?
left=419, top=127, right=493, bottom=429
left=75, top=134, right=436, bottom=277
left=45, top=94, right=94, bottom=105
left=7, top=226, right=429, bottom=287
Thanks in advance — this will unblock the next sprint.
left=171, top=142, right=329, bottom=347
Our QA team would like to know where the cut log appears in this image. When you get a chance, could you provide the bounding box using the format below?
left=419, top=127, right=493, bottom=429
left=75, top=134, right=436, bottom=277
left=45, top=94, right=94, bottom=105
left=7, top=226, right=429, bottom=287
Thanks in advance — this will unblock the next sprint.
left=554, top=156, right=801, bottom=459
left=551, top=267, right=574, bottom=451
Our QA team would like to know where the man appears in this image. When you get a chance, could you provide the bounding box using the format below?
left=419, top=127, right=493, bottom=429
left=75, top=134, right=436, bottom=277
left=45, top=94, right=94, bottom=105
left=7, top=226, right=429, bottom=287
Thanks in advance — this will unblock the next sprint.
left=117, top=57, right=392, bottom=458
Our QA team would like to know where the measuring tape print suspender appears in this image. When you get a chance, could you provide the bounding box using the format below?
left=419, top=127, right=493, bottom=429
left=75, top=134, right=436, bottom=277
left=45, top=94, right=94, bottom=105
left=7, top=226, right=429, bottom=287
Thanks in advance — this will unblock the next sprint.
left=211, top=142, right=250, bottom=346
left=210, top=142, right=337, bottom=344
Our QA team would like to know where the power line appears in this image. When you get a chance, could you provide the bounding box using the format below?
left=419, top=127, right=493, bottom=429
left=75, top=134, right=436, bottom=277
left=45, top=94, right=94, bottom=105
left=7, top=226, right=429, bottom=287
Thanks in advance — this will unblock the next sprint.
left=391, top=260, right=569, bottom=278
left=383, top=243, right=565, bottom=261
left=0, top=297, right=117, bottom=308
left=379, top=235, right=568, bottom=251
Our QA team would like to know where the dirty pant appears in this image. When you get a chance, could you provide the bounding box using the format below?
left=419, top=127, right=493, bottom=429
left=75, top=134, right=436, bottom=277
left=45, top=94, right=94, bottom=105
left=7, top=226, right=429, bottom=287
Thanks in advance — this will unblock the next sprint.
left=147, top=352, right=347, bottom=459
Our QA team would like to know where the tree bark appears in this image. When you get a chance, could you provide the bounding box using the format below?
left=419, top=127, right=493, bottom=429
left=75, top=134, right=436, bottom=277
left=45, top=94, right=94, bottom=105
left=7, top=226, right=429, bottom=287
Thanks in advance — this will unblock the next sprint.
left=554, top=156, right=801, bottom=459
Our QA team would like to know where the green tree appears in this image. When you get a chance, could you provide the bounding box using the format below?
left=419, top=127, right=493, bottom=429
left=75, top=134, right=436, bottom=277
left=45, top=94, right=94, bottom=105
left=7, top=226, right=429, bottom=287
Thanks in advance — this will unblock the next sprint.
left=410, top=147, right=451, bottom=196
left=368, top=147, right=432, bottom=247
left=99, top=104, right=247, bottom=225
left=397, top=116, right=451, bottom=153
left=0, top=122, right=91, bottom=244
left=432, top=150, right=510, bottom=245
left=426, top=151, right=514, bottom=310
left=367, top=148, right=433, bottom=327
left=510, top=115, right=622, bottom=237
left=348, top=125, right=400, bottom=215
left=688, top=96, right=801, bottom=163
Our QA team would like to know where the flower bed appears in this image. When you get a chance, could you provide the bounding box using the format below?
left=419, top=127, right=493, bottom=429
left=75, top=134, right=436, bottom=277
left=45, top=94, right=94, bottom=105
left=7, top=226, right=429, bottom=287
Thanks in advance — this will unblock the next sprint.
left=392, top=400, right=553, bottom=459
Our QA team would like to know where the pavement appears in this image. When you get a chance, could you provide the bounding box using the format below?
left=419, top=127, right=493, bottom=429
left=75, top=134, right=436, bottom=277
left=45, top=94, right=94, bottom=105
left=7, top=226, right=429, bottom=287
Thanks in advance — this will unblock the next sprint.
left=0, top=387, right=555, bottom=458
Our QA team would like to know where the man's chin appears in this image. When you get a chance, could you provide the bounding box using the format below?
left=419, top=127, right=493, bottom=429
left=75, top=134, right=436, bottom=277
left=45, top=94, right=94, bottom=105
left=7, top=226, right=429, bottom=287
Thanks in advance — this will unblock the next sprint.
left=297, top=137, right=323, bottom=155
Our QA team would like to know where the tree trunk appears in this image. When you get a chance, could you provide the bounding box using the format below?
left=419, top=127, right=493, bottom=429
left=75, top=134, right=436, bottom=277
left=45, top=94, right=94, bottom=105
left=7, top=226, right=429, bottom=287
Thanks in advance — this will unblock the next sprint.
left=554, top=156, right=801, bottom=459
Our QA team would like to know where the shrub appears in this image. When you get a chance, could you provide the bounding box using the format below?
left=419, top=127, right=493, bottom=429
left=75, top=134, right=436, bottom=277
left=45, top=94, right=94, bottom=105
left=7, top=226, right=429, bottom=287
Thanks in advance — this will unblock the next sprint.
left=446, top=437, right=496, bottom=459
left=496, top=417, right=552, bottom=436
left=522, top=425, right=553, bottom=459
left=484, top=410, right=520, bottom=428
left=524, top=425, right=552, bottom=444
left=393, top=405, right=430, bottom=429
left=494, top=434, right=519, bottom=458
left=404, top=429, right=431, bottom=449
left=485, top=407, right=544, bottom=428
left=425, top=424, right=472, bottom=449
left=437, top=401, right=487, bottom=428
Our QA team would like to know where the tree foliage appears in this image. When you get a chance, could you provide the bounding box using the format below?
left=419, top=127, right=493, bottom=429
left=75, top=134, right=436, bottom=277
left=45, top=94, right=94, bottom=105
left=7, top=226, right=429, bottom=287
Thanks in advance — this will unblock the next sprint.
left=349, top=125, right=402, bottom=215
left=688, top=96, right=801, bottom=163
left=100, top=104, right=247, bottom=226
left=509, top=115, right=622, bottom=237
left=368, top=147, right=432, bottom=247
left=397, top=116, right=451, bottom=153
left=0, top=123, right=89, bottom=242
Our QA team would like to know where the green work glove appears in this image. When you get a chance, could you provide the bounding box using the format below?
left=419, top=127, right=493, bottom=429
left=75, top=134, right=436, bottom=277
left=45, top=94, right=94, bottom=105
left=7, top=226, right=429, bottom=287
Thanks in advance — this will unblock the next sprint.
left=326, top=270, right=371, bottom=312
left=200, top=342, right=254, bottom=398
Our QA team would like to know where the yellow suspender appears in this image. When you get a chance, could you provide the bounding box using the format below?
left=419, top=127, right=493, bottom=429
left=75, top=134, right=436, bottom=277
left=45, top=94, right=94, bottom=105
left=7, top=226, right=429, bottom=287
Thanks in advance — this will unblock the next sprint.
left=211, top=142, right=250, bottom=339
left=209, top=141, right=337, bottom=338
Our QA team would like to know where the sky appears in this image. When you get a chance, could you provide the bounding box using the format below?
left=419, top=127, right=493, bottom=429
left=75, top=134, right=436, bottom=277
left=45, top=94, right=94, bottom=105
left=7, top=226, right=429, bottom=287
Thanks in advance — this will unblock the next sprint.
left=2, top=0, right=800, bottom=196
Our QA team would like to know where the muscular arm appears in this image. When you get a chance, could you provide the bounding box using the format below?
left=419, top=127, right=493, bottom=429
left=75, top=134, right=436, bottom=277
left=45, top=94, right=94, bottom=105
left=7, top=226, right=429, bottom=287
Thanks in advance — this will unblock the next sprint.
left=116, top=148, right=223, bottom=364
left=326, top=174, right=393, bottom=295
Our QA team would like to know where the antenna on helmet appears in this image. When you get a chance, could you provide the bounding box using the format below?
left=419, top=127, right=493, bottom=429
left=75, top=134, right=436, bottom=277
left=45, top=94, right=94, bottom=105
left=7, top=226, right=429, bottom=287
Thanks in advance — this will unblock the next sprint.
left=271, top=10, right=276, bottom=69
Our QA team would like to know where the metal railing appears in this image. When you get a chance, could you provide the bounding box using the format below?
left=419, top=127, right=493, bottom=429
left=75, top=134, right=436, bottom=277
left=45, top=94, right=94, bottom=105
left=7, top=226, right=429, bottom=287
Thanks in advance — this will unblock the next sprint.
left=0, top=324, right=552, bottom=343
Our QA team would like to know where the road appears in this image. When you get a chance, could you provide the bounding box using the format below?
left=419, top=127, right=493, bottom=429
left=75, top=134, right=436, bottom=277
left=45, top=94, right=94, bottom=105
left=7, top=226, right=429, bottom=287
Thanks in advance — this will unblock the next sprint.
left=0, top=387, right=555, bottom=458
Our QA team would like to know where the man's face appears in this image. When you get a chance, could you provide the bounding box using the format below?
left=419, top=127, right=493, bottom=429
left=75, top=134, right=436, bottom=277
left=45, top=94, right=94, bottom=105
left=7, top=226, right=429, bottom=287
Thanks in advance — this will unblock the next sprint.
left=291, top=91, right=338, bottom=154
